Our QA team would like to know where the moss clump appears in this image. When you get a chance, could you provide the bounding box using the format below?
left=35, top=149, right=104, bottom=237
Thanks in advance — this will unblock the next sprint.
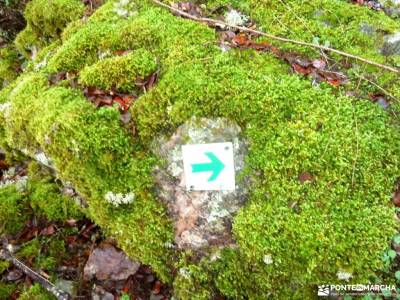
left=14, top=0, right=84, bottom=59
left=1, top=75, right=174, bottom=280
left=0, top=45, right=20, bottom=86
left=0, top=260, right=10, bottom=274
left=24, top=0, right=85, bottom=40
left=18, top=283, right=55, bottom=300
left=0, top=185, right=27, bottom=235
left=14, top=25, right=41, bottom=59
left=17, top=238, right=41, bottom=260
left=27, top=162, right=84, bottom=222
left=0, top=282, right=17, bottom=299
left=17, top=237, right=67, bottom=272
left=79, top=49, right=157, bottom=92
left=1, top=0, right=399, bottom=298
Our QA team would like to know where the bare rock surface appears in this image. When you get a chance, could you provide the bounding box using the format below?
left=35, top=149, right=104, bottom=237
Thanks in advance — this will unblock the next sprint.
left=382, top=31, right=400, bottom=55
left=153, top=117, right=248, bottom=250
left=84, top=243, right=140, bottom=281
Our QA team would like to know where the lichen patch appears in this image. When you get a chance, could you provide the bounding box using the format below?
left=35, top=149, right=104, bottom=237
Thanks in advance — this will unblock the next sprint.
left=154, top=117, right=248, bottom=250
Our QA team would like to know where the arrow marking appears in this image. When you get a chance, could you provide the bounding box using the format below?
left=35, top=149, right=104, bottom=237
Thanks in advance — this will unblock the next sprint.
left=191, top=152, right=225, bottom=182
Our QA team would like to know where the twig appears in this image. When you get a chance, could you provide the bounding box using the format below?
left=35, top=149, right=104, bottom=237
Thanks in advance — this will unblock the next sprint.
left=151, top=0, right=400, bottom=74
left=354, top=72, right=400, bottom=103
left=0, top=244, right=71, bottom=300
left=351, top=109, right=359, bottom=187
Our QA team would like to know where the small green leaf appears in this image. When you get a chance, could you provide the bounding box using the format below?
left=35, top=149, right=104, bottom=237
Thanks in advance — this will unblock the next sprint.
left=388, top=250, right=397, bottom=260
left=312, top=37, right=320, bottom=45
left=382, top=288, right=392, bottom=297
left=120, top=294, right=130, bottom=300
left=394, top=234, right=400, bottom=245
left=324, top=40, right=331, bottom=48
left=395, top=271, right=400, bottom=281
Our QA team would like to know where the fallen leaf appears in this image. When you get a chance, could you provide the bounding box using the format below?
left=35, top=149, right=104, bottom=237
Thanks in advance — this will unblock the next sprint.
left=292, top=63, right=312, bottom=75
left=153, top=281, right=161, bottom=294
left=327, top=79, right=341, bottom=87
left=40, top=224, right=55, bottom=236
left=312, top=59, right=326, bottom=70
left=84, top=243, right=140, bottom=281
left=298, top=172, right=315, bottom=184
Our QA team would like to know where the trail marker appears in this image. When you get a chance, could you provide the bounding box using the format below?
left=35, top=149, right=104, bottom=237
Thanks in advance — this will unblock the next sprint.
left=182, top=142, right=235, bottom=191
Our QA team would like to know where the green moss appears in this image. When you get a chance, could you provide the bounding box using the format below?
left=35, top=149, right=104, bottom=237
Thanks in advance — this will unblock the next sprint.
left=2, top=78, right=174, bottom=280
left=0, top=45, right=20, bottom=86
left=0, top=260, right=10, bottom=274
left=46, top=22, right=125, bottom=72
left=18, top=283, right=56, bottom=300
left=79, top=49, right=157, bottom=92
left=0, top=282, right=17, bottom=299
left=27, top=162, right=84, bottom=222
left=0, top=185, right=27, bottom=235
left=17, top=239, right=41, bottom=260
left=173, top=263, right=213, bottom=300
left=1, top=0, right=400, bottom=298
left=61, top=19, right=85, bottom=42
left=26, top=41, right=61, bottom=72
left=17, top=237, right=67, bottom=272
left=14, top=25, right=40, bottom=59
left=24, top=0, right=85, bottom=40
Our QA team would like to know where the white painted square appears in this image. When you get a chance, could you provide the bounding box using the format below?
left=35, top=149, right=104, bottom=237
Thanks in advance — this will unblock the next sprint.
left=182, top=142, right=235, bottom=191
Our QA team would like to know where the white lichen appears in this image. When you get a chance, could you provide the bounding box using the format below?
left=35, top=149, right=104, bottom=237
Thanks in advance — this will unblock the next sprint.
left=0, top=166, right=28, bottom=190
left=34, top=52, right=51, bottom=71
left=178, top=268, right=191, bottom=279
left=113, top=0, right=138, bottom=18
left=337, top=270, right=353, bottom=281
left=15, top=176, right=28, bottom=192
left=105, top=191, right=135, bottom=206
left=0, top=102, right=11, bottom=113
left=224, top=9, right=249, bottom=27
left=263, top=254, right=273, bottom=265
left=35, top=151, right=53, bottom=168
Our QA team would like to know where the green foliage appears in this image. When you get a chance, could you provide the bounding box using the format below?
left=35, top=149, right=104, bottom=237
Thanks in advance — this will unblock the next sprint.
left=79, top=49, right=157, bottom=92
left=18, top=283, right=56, bottom=300
left=24, top=0, right=85, bottom=40
left=17, top=238, right=41, bottom=260
left=17, top=237, right=67, bottom=272
left=28, top=172, right=84, bottom=222
left=0, top=45, right=20, bottom=86
left=0, top=260, right=10, bottom=274
left=0, top=185, right=27, bottom=235
left=173, top=263, right=213, bottom=300
left=1, top=0, right=399, bottom=298
left=14, top=25, right=40, bottom=59
left=0, top=282, right=17, bottom=299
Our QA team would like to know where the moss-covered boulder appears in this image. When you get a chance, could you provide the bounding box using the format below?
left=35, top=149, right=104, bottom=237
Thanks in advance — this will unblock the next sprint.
left=0, top=0, right=399, bottom=298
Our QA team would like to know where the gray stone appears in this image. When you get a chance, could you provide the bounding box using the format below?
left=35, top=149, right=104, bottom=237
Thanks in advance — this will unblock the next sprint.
left=55, top=279, right=75, bottom=296
left=383, top=0, right=400, bottom=17
left=84, top=244, right=140, bottom=281
left=382, top=32, right=400, bottom=56
left=92, top=285, right=114, bottom=300
left=153, top=117, right=249, bottom=250
left=360, top=23, right=375, bottom=36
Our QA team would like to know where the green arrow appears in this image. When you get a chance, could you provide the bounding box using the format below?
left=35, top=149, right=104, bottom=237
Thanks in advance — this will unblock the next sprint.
left=191, top=152, right=225, bottom=182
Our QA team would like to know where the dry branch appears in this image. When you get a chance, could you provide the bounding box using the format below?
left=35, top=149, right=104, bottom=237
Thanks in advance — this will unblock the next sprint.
left=0, top=244, right=71, bottom=300
left=151, top=0, right=400, bottom=74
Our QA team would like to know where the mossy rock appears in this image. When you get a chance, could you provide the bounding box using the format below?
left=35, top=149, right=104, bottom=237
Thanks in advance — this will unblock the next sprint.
left=0, top=184, right=27, bottom=235
left=14, top=0, right=85, bottom=58
left=79, top=49, right=158, bottom=93
left=0, top=45, right=20, bottom=86
left=18, top=283, right=56, bottom=300
left=0, top=0, right=399, bottom=298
